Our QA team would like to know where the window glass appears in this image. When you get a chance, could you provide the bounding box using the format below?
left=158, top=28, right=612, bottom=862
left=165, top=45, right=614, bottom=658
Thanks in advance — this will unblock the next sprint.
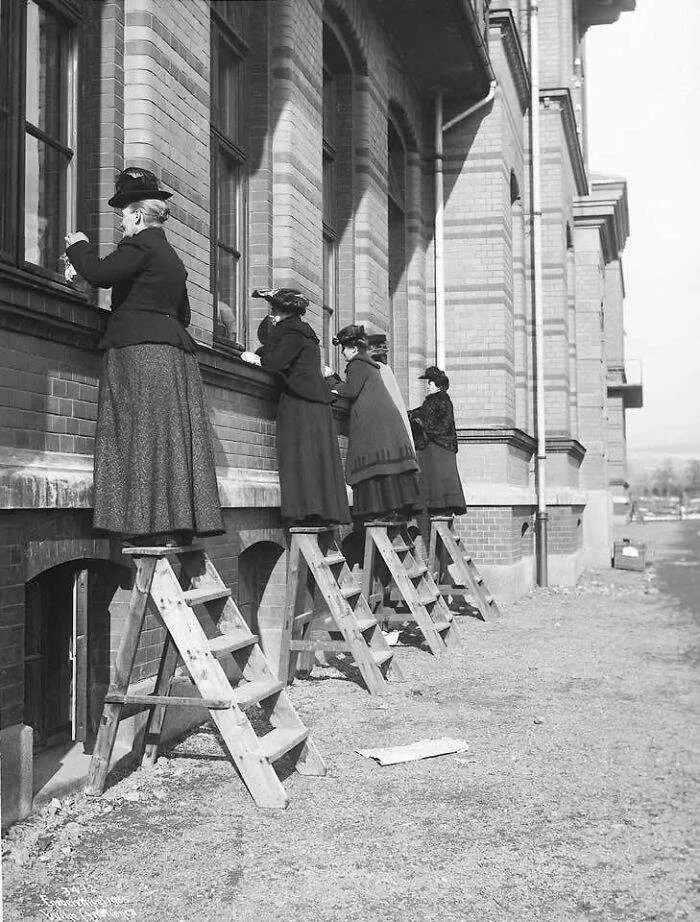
left=24, top=135, right=66, bottom=268
left=23, top=0, right=75, bottom=272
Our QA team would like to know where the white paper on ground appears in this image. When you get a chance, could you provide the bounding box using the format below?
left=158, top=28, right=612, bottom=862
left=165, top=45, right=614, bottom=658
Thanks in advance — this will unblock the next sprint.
left=357, top=737, right=469, bottom=766
left=621, top=547, right=639, bottom=557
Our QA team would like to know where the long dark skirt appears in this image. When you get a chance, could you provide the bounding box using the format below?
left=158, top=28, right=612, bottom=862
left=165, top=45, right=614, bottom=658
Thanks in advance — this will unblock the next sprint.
left=276, top=392, right=350, bottom=524
left=417, top=442, right=467, bottom=515
left=93, top=344, right=224, bottom=538
left=352, top=470, right=422, bottom=520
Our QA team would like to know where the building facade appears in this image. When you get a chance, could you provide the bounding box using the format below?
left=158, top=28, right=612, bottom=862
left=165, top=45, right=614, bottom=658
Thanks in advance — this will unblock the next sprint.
left=0, top=0, right=639, bottom=825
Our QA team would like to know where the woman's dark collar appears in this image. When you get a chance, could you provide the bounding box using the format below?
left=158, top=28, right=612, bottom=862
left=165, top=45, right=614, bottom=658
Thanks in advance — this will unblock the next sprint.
left=347, top=352, right=380, bottom=369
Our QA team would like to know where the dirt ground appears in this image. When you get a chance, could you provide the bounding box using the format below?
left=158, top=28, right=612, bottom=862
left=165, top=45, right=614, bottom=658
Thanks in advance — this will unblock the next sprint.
left=3, top=522, right=699, bottom=922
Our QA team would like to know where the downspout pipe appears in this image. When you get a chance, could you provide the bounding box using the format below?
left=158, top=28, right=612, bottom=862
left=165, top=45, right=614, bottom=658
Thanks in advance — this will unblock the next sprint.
left=529, top=0, right=549, bottom=586
left=434, top=80, right=497, bottom=368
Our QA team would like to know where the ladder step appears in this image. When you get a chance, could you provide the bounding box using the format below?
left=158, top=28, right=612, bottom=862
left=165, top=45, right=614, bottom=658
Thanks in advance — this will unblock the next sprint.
left=340, top=584, right=362, bottom=599
left=355, top=617, right=377, bottom=632
left=418, top=589, right=438, bottom=605
left=259, top=727, right=309, bottom=763
left=233, top=679, right=284, bottom=708
left=182, top=586, right=231, bottom=606
left=372, top=648, right=394, bottom=667
left=289, top=639, right=349, bottom=652
left=104, top=692, right=231, bottom=709
left=405, top=564, right=428, bottom=579
left=432, top=620, right=452, bottom=633
left=208, top=632, right=258, bottom=655
left=322, top=553, right=346, bottom=566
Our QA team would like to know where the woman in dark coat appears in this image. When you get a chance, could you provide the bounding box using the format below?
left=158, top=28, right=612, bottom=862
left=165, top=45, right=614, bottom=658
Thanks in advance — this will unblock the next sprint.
left=330, top=325, right=420, bottom=521
left=408, top=366, right=466, bottom=516
left=65, top=167, right=224, bottom=545
left=240, top=289, right=350, bottom=526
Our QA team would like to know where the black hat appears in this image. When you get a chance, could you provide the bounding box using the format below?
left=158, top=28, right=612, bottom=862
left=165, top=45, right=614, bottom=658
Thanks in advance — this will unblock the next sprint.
left=419, top=365, right=449, bottom=390
left=251, top=288, right=309, bottom=315
left=333, top=324, right=369, bottom=349
left=108, top=167, right=173, bottom=208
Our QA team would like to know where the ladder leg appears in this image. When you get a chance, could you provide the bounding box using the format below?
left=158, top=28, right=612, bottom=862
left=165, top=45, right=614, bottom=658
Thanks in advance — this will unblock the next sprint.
left=86, top=557, right=157, bottom=796
left=141, top=634, right=179, bottom=766
left=281, top=538, right=304, bottom=684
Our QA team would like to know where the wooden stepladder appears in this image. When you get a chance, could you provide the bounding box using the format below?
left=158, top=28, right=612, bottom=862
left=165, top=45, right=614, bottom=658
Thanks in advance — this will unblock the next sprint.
left=85, top=545, right=325, bottom=809
left=362, top=521, right=459, bottom=656
left=282, top=527, right=403, bottom=695
left=429, top=516, right=501, bottom=621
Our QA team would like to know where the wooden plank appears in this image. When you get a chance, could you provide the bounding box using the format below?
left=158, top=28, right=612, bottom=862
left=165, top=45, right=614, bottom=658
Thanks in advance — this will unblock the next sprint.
left=85, top=557, right=157, bottom=796
left=289, top=639, right=350, bottom=653
left=72, top=569, right=88, bottom=743
left=106, top=692, right=231, bottom=709
left=259, top=726, right=309, bottom=762
left=142, top=635, right=179, bottom=766
left=208, top=633, right=257, bottom=654
left=121, top=545, right=201, bottom=556
left=182, top=586, right=231, bottom=606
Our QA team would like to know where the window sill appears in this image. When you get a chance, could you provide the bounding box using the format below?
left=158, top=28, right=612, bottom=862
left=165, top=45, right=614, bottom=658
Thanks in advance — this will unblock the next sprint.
left=0, top=261, right=95, bottom=308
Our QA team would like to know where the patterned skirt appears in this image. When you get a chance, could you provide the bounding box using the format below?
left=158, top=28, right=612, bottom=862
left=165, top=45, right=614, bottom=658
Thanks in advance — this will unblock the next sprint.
left=93, top=344, right=225, bottom=538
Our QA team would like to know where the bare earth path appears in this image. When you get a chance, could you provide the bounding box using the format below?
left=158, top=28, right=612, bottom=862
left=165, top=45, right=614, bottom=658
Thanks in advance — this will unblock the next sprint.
left=4, top=522, right=699, bottom=922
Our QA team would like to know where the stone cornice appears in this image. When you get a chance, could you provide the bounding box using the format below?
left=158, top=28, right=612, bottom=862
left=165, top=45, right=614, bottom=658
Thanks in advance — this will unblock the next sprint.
left=573, top=177, right=629, bottom=263
left=489, top=9, right=530, bottom=113
left=457, top=427, right=537, bottom=456
left=545, top=436, right=587, bottom=465
left=577, top=0, right=636, bottom=32
left=540, top=88, right=588, bottom=196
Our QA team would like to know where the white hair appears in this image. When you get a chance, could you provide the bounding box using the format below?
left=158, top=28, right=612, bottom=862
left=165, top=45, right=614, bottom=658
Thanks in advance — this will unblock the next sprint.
left=124, top=199, right=170, bottom=225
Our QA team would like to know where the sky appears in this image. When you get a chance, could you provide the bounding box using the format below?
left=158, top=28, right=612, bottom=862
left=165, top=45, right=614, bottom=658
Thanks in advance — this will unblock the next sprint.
left=586, top=0, right=700, bottom=468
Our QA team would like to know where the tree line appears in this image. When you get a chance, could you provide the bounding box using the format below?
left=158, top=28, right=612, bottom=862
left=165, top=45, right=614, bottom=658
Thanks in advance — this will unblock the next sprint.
left=632, top=459, right=700, bottom=498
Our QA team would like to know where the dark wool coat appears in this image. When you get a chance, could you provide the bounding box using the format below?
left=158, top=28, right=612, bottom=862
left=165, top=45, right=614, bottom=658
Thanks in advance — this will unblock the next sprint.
left=408, top=390, right=459, bottom=453
left=333, top=353, right=418, bottom=486
left=66, top=226, right=195, bottom=352
left=259, top=316, right=334, bottom=403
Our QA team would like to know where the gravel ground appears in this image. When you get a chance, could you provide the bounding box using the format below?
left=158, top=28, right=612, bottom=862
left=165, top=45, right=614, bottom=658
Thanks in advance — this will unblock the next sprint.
left=3, top=524, right=699, bottom=922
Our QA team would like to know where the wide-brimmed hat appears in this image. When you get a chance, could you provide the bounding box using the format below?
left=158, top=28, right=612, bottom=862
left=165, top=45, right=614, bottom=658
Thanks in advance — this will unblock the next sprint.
left=251, top=288, right=309, bottom=315
left=419, top=365, right=449, bottom=390
left=108, top=167, right=173, bottom=208
left=333, top=324, right=369, bottom=349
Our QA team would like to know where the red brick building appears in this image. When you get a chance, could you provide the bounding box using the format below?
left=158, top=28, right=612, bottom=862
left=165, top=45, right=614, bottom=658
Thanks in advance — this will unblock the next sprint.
left=0, top=0, right=639, bottom=824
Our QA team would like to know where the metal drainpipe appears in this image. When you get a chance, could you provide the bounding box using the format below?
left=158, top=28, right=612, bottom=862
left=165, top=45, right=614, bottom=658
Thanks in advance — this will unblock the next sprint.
left=434, top=80, right=497, bottom=369
left=529, top=0, right=548, bottom=586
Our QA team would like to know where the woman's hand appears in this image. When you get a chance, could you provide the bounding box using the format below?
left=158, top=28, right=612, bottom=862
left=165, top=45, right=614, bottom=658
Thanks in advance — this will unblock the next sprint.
left=65, top=232, right=89, bottom=247
left=240, top=351, right=262, bottom=366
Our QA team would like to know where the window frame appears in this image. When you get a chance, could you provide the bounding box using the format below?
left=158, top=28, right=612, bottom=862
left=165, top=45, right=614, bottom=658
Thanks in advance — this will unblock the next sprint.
left=210, top=7, right=249, bottom=351
left=0, top=0, right=81, bottom=285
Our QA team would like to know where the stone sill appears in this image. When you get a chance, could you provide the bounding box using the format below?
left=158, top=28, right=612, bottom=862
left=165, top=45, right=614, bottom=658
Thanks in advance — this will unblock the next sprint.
left=0, top=451, right=586, bottom=511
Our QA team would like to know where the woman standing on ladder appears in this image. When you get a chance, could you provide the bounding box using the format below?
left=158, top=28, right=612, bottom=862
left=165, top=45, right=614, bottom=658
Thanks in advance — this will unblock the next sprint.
left=408, top=366, right=466, bottom=516
left=65, top=167, right=224, bottom=546
left=329, top=324, right=420, bottom=522
left=240, top=289, right=350, bottom=527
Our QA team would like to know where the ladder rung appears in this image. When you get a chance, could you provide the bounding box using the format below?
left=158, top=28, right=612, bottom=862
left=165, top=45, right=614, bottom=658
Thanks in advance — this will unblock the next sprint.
left=405, top=565, right=428, bottom=579
left=418, top=590, right=438, bottom=605
left=289, top=639, right=349, bottom=652
left=372, top=649, right=394, bottom=666
left=208, top=633, right=258, bottom=655
left=437, top=584, right=468, bottom=596
left=340, top=584, right=362, bottom=599
left=183, top=586, right=231, bottom=606
left=355, top=617, right=377, bottom=632
left=233, top=679, right=284, bottom=708
left=390, top=543, right=412, bottom=554
left=104, top=692, right=231, bottom=709
left=432, top=620, right=452, bottom=633
left=259, top=727, right=309, bottom=762
left=323, top=553, right=346, bottom=566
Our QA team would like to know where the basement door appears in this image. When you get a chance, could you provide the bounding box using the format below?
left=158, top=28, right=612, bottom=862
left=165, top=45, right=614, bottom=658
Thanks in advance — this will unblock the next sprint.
left=24, top=565, right=88, bottom=749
